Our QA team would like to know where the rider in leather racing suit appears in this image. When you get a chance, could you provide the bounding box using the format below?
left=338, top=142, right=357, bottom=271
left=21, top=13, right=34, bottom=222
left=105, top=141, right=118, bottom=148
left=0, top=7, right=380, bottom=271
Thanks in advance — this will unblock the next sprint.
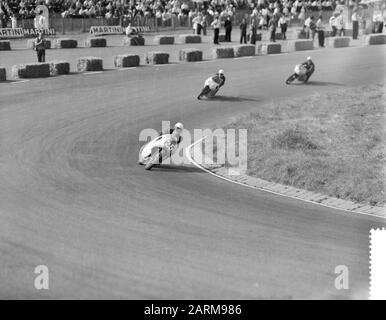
left=197, top=69, right=226, bottom=99
left=141, top=122, right=183, bottom=165
left=138, top=123, right=184, bottom=165
left=300, top=57, right=315, bottom=82
left=159, top=122, right=184, bottom=146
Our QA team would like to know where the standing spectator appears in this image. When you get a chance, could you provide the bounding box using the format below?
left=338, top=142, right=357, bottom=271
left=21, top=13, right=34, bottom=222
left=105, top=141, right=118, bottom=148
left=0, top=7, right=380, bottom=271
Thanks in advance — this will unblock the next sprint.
left=211, top=15, right=220, bottom=45
left=192, top=13, right=202, bottom=35
left=304, top=15, right=312, bottom=38
left=240, top=18, right=247, bottom=44
left=11, top=13, right=18, bottom=29
left=336, top=12, right=345, bottom=36
left=224, top=16, right=232, bottom=42
left=268, top=15, right=277, bottom=42
left=351, top=8, right=359, bottom=40
left=310, top=16, right=317, bottom=40
left=36, top=10, right=46, bottom=30
left=316, top=15, right=325, bottom=47
left=329, top=13, right=337, bottom=37
left=261, top=5, right=268, bottom=29
left=279, top=14, right=288, bottom=40
left=202, top=14, right=207, bottom=36
left=291, top=3, right=297, bottom=20
left=125, top=23, right=133, bottom=37
left=298, top=5, right=306, bottom=26
left=249, top=18, right=257, bottom=44
left=34, top=31, right=46, bottom=62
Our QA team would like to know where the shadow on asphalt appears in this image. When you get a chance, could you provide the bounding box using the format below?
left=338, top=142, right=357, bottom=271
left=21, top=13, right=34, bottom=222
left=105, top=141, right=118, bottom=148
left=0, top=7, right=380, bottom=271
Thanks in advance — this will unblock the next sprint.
left=206, top=95, right=260, bottom=102
left=291, top=81, right=344, bottom=86
left=148, top=165, right=204, bottom=172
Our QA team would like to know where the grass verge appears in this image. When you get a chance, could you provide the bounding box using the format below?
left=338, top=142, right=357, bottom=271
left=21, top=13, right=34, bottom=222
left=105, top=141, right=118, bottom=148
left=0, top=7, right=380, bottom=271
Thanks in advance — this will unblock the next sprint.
left=222, top=84, right=385, bottom=206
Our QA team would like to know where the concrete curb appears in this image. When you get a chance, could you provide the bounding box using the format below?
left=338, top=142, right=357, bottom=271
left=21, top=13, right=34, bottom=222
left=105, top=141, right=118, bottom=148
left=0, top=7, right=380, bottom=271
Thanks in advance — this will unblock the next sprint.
left=185, top=137, right=386, bottom=219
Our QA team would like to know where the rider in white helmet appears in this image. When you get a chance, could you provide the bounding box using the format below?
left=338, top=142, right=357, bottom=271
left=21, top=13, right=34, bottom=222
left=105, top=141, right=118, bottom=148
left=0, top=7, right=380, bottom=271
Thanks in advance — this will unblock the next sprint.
left=197, top=69, right=226, bottom=99
left=216, top=69, right=226, bottom=87
left=139, top=122, right=184, bottom=165
left=172, top=122, right=184, bottom=145
left=159, top=122, right=184, bottom=145
left=300, top=56, right=315, bottom=82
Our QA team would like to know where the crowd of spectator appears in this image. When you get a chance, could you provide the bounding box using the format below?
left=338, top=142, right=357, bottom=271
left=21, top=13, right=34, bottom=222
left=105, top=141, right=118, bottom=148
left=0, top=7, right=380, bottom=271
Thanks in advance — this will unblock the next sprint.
left=0, top=0, right=374, bottom=32
left=1, top=0, right=344, bottom=22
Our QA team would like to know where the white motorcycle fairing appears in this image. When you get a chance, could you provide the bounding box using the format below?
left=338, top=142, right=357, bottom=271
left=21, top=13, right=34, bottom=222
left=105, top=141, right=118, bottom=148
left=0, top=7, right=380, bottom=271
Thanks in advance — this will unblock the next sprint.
left=294, top=64, right=307, bottom=76
left=204, top=77, right=220, bottom=90
left=138, top=134, right=175, bottom=165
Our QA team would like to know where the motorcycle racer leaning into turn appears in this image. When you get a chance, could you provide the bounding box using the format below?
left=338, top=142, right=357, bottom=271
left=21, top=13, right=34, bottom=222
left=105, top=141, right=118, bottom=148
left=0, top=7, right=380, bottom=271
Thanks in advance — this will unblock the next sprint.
left=197, top=69, right=226, bottom=100
left=153, top=122, right=184, bottom=164
left=138, top=122, right=184, bottom=166
left=300, top=57, right=315, bottom=82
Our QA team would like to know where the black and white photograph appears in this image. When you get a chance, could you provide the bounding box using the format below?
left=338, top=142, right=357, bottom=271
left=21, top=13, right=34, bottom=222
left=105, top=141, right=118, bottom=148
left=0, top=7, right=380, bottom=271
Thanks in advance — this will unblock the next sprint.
left=0, top=0, right=386, bottom=305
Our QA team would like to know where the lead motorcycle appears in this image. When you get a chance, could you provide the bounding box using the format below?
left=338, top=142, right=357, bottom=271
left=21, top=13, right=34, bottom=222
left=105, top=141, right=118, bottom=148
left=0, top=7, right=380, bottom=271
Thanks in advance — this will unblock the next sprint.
left=138, top=134, right=178, bottom=170
left=285, top=64, right=314, bottom=84
left=197, top=77, right=221, bottom=99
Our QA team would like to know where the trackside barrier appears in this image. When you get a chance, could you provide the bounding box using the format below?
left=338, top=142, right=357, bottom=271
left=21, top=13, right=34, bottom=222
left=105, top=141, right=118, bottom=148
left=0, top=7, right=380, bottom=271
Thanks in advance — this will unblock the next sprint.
left=55, top=38, right=78, bottom=48
left=129, top=36, right=145, bottom=46
left=145, top=52, right=169, bottom=64
left=153, top=35, right=174, bottom=45
left=0, top=67, right=6, bottom=81
left=77, top=57, right=103, bottom=71
left=366, top=34, right=386, bottom=45
left=122, top=36, right=145, bottom=46
left=257, top=43, right=281, bottom=55
left=12, top=63, right=50, bottom=78
left=233, top=45, right=255, bottom=57
left=26, top=38, right=51, bottom=49
left=293, top=40, right=314, bottom=51
left=179, top=49, right=203, bottom=62
left=0, top=40, right=11, bottom=50
left=114, top=54, right=140, bottom=67
left=212, top=47, right=234, bottom=59
left=328, top=37, right=350, bottom=48
left=324, top=31, right=332, bottom=38
left=7, top=33, right=384, bottom=82
left=178, top=35, right=201, bottom=44
left=219, top=34, right=226, bottom=42
left=49, top=61, right=70, bottom=76
left=297, top=31, right=307, bottom=39
left=283, top=40, right=314, bottom=52
left=85, top=37, right=107, bottom=47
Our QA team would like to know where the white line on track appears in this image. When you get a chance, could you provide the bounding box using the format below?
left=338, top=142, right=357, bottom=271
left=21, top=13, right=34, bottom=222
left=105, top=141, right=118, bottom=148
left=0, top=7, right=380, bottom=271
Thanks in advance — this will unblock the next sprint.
left=153, top=64, right=177, bottom=67
left=83, top=71, right=103, bottom=75
left=185, top=137, right=386, bottom=220
left=268, top=53, right=290, bottom=56
left=10, top=80, right=29, bottom=84
left=234, top=56, right=254, bottom=60
left=118, top=67, right=137, bottom=71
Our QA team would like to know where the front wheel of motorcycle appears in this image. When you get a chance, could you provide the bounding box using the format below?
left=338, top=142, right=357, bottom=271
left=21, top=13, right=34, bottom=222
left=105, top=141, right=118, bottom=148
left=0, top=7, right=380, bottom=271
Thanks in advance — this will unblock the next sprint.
left=145, top=151, right=160, bottom=170
left=145, top=162, right=154, bottom=170
left=285, top=74, right=297, bottom=85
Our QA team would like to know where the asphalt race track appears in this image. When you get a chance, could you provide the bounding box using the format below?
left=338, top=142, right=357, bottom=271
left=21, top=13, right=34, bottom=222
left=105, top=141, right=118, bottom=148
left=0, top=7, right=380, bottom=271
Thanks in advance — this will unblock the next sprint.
left=1, top=45, right=385, bottom=299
